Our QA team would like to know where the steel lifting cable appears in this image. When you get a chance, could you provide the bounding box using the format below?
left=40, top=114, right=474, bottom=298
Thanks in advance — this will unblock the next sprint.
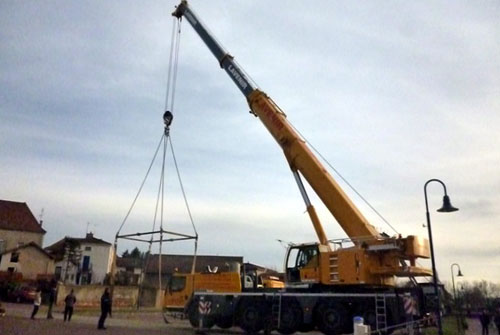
left=287, top=124, right=436, bottom=282
left=168, top=136, right=199, bottom=272
left=158, top=134, right=168, bottom=289
left=164, top=17, right=182, bottom=115
left=116, top=16, right=179, bottom=237
left=116, top=134, right=165, bottom=236
left=141, top=138, right=165, bottom=291
left=165, top=16, right=199, bottom=274
left=157, top=17, right=180, bottom=286
left=286, top=122, right=436, bottom=283
left=288, top=122, right=399, bottom=235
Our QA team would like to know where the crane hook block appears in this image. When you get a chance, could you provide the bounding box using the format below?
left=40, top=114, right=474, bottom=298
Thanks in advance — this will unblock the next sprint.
left=163, top=110, right=174, bottom=127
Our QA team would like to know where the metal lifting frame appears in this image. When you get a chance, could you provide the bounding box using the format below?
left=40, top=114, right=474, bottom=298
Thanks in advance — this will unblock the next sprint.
left=116, top=230, right=197, bottom=244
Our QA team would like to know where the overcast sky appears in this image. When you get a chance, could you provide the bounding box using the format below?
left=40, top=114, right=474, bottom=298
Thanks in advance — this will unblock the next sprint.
left=1, top=1, right=499, bottom=285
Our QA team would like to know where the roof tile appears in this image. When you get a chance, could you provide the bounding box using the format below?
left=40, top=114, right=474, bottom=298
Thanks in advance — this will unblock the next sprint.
left=0, top=200, right=45, bottom=234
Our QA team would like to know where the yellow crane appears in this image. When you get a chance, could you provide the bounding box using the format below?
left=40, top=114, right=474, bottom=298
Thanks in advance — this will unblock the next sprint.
left=172, top=1, right=431, bottom=288
left=165, top=2, right=434, bottom=334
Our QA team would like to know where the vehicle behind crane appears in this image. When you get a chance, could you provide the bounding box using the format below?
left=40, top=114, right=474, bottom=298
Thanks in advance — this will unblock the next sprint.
left=165, top=1, right=434, bottom=334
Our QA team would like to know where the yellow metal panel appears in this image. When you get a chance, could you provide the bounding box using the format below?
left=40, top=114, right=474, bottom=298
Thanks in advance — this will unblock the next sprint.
left=248, top=90, right=380, bottom=241
left=300, top=267, right=320, bottom=283
left=404, top=236, right=430, bottom=259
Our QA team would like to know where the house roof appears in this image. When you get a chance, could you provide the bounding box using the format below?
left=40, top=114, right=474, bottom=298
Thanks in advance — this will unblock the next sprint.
left=45, top=233, right=111, bottom=251
left=44, top=238, right=76, bottom=262
left=70, top=232, right=111, bottom=246
left=145, top=254, right=243, bottom=274
left=1, top=241, right=54, bottom=259
left=45, top=233, right=111, bottom=262
left=0, top=200, right=45, bottom=234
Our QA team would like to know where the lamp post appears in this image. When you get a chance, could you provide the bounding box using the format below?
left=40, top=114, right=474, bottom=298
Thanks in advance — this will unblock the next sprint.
left=451, top=263, right=464, bottom=334
left=424, top=178, right=459, bottom=335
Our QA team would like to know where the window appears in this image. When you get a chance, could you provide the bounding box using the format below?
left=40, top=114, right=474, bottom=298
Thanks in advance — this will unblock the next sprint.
left=7, top=267, right=15, bottom=273
left=296, top=246, right=318, bottom=268
left=169, top=276, right=186, bottom=292
left=85, top=246, right=92, bottom=251
left=10, top=252, right=19, bottom=263
left=286, top=248, right=299, bottom=269
left=82, top=255, right=90, bottom=271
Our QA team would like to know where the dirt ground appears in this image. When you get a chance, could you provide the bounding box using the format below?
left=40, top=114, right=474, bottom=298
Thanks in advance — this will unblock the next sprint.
left=1, top=302, right=490, bottom=335
left=0, top=302, right=193, bottom=335
left=465, top=317, right=499, bottom=335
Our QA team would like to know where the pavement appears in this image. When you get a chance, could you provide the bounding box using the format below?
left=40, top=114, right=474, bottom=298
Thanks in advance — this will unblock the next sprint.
left=0, top=302, right=192, bottom=335
left=3, top=302, right=496, bottom=335
left=465, top=317, right=499, bottom=335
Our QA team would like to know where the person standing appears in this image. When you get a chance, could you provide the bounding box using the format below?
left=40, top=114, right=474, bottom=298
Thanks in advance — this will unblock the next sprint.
left=0, top=301, right=6, bottom=317
left=30, top=288, right=42, bottom=319
left=97, top=288, right=112, bottom=330
left=480, top=309, right=491, bottom=335
left=494, top=308, right=500, bottom=335
left=46, top=284, right=57, bottom=319
left=64, top=289, right=77, bottom=322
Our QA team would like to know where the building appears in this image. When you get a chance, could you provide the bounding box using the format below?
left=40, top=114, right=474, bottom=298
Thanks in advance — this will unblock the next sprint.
left=0, top=242, right=55, bottom=280
left=45, top=233, right=114, bottom=285
left=0, top=200, right=46, bottom=252
left=115, top=257, right=144, bottom=285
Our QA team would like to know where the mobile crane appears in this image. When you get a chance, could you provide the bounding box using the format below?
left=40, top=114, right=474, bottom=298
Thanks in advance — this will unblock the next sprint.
left=167, top=2, right=433, bottom=334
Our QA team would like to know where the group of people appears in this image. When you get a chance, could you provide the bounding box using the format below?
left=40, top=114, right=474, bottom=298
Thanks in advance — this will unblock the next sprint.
left=30, top=287, right=112, bottom=330
left=480, top=308, right=500, bottom=335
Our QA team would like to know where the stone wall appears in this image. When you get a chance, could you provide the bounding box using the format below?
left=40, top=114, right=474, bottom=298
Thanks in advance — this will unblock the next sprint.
left=56, top=284, right=163, bottom=308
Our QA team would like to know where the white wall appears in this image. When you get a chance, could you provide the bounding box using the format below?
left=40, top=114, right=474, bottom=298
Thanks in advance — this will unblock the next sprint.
left=79, top=242, right=113, bottom=284
left=55, top=259, right=79, bottom=284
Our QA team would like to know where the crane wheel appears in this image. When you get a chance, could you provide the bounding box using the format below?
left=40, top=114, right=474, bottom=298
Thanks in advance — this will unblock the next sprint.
left=314, top=302, right=348, bottom=335
left=359, top=309, right=377, bottom=331
left=216, top=316, right=233, bottom=329
left=187, top=300, right=215, bottom=329
left=237, top=298, right=266, bottom=333
left=278, top=303, right=303, bottom=335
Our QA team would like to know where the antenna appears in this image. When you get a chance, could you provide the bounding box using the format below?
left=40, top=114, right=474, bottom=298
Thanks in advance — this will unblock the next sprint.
left=276, top=239, right=293, bottom=249
left=38, top=208, right=45, bottom=226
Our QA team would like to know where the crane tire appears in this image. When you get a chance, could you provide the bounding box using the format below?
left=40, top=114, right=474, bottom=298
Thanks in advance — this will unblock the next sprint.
left=278, top=302, right=303, bottom=335
left=187, top=300, right=215, bottom=329
left=216, top=316, right=233, bottom=329
left=314, top=301, right=348, bottom=335
left=237, top=298, right=266, bottom=333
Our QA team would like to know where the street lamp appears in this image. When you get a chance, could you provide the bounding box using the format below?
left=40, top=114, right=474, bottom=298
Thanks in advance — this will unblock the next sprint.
left=424, top=178, right=459, bottom=335
left=451, top=263, right=464, bottom=334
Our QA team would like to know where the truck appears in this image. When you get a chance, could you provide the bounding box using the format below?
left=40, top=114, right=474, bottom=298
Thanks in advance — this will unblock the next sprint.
left=163, top=264, right=285, bottom=318
left=167, top=1, right=433, bottom=334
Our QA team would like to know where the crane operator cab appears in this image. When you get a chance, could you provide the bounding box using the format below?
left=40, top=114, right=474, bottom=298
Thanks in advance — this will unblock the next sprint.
left=285, top=243, right=321, bottom=284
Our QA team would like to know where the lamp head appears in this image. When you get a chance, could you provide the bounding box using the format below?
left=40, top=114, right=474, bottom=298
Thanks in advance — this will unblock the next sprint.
left=437, top=195, right=459, bottom=212
left=457, top=269, right=464, bottom=277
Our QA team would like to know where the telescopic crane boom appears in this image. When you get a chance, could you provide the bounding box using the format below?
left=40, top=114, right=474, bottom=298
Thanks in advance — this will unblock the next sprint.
left=173, top=1, right=432, bottom=287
